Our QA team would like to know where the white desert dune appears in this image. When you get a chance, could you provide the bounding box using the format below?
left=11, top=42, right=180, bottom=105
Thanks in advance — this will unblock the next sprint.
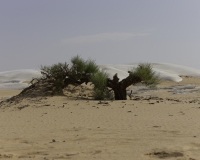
left=0, top=69, right=41, bottom=90
left=1, top=63, right=200, bottom=159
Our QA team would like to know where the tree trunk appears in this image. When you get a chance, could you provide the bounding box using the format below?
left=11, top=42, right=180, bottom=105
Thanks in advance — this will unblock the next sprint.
left=113, top=88, right=127, bottom=100
left=107, top=73, right=142, bottom=100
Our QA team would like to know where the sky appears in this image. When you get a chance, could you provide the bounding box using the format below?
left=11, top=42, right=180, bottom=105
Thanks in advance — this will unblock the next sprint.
left=0, top=0, right=200, bottom=71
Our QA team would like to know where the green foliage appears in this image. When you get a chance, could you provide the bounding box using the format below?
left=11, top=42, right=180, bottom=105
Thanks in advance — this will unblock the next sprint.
left=40, top=56, right=161, bottom=100
left=71, top=55, right=86, bottom=73
left=130, top=63, right=161, bottom=88
left=90, top=71, right=108, bottom=90
left=70, top=55, right=99, bottom=81
left=41, top=62, right=67, bottom=79
left=40, top=62, right=68, bottom=94
left=85, top=59, right=99, bottom=74
left=91, top=71, right=114, bottom=100
left=71, top=55, right=99, bottom=74
left=40, top=55, right=101, bottom=96
left=92, top=88, right=114, bottom=100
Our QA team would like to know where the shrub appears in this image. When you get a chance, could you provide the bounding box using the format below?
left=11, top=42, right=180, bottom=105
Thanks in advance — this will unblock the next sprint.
left=40, top=56, right=101, bottom=95
left=85, top=59, right=99, bottom=74
left=71, top=55, right=86, bottom=74
left=130, top=63, right=161, bottom=88
left=40, top=62, right=68, bottom=94
left=92, top=88, right=114, bottom=100
left=90, top=71, right=107, bottom=90
left=90, top=71, right=114, bottom=100
left=70, top=55, right=99, bottom=81
left=40, top=62, right=67, bottom=79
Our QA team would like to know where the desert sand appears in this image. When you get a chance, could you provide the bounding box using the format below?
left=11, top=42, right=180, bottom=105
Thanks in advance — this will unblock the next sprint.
left=0, top=75, right=200, bottom=160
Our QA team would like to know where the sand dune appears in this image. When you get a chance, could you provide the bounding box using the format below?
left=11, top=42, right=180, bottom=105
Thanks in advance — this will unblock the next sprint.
left=0, top=69, right=41, bottom=90
left=1, top=64, right=200, bottom=159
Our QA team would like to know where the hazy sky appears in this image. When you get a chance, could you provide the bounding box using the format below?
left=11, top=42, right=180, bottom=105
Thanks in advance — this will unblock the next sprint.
left=1, top=0, right=200, bottom=71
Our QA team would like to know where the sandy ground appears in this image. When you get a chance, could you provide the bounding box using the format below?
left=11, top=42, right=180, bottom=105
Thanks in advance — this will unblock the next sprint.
left=0, top=77, right=200, bottom=159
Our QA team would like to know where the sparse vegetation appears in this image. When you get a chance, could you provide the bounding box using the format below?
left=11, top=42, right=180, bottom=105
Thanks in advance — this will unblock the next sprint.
left=90, top=71, right=114, bottom=100
left=40, top=62, right=68, bottom=94
left=2, top=55, right=160, bottom=102
left=40, top=55, right=100, bottom=95
left=130, top=63, right=161, bottom=88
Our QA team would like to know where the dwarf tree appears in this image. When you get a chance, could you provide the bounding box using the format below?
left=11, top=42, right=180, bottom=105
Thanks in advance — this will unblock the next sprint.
left=40, top=56, right=160, bottom=100
left=106, top=63, right=160, bottom=100
left=1, top=56, right=160, bottom=104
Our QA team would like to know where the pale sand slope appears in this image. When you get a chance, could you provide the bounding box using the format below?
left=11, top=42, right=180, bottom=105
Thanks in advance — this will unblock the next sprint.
left=1, top=77, right=200, bottom=159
